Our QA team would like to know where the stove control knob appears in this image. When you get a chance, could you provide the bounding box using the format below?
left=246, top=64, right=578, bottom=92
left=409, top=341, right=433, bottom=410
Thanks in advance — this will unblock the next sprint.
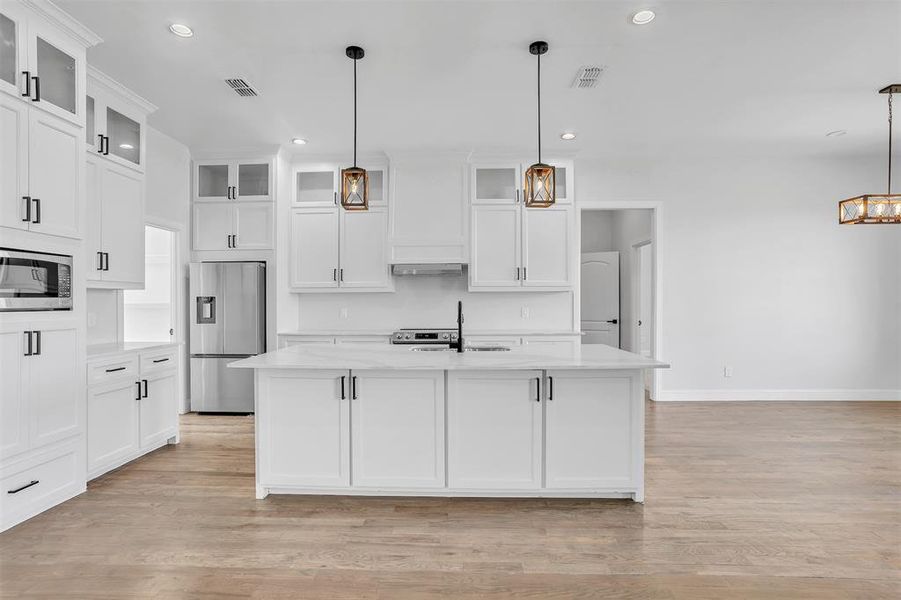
left=441, top=333, right=449, bottom=340
left=451, top=333, right=458, bottom=340
left=404, top=334, right=411, bottom=340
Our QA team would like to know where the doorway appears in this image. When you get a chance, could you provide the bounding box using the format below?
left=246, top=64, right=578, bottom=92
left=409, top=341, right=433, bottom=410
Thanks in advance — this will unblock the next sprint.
left=124, top=225, right=176, bottom=342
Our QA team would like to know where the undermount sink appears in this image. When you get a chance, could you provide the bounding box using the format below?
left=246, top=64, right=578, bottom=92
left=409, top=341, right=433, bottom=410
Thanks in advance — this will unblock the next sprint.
left=468, top=346, right=511, bottom=352
left=409, top=346, right=510, bottom=352
left=410, top=346, right=454, bottom=352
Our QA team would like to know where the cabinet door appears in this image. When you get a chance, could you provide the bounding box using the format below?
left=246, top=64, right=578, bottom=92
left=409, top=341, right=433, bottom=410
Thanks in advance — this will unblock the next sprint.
left=26, top=16, right=82, bottom=125
left=236, top=161, right=270, bottom=201
left=545, top=372, right=636, bottom=489
left=447, top=370, right=542, bottom=489
left=339, top=206, right=389, bottom=289
left=289, top=208, right=339, bottom=289
left=0, top=330, right=27, bottom=459
left=234, top=202, right=273, bottom=249
left=104, top=105, right=142, bottom=169
left=139, top=370, right=177, bottom=449
left=473, top=164, right=520, bottom=205
left=365, top=167, right=386, bottom=205
left=294, top=168, right=337, bottom=206
left=101, top=165, right=144, bottom=286
left=193, top=202, right=233, bottom=251
left=0, top=97, right=28, bottom=231
left=195, top=161, right=232, bottom=201
left=522, top=205, right=571, bottom=289
left=84, top=156, right=103, bottom=281
left=351, top=371, right=445, bottom=488
left=470, top=205, right=520, bottom=288
left=27, top=109, right=80, bottom=238
left=258, top=371, right=350, bottom=488
left=28, top=326, right=79, bottom=448
left=0, top=6, right=27, bottom=98
left=87, top=379, right=140, bottom=475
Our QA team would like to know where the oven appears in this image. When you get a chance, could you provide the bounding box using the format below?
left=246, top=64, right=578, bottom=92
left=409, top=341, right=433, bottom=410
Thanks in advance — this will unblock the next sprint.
left=0, top=248, right=73, bottom=312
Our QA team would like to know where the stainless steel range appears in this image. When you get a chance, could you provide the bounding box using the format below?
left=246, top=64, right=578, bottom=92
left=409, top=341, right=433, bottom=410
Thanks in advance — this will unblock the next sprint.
left=391, top=328, right=459, bottom=346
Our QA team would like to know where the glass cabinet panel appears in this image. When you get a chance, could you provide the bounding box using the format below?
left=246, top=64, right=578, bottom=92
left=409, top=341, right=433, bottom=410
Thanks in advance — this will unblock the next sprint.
left=35, top=37, right=76, bottom=114
left=198, top=164, right=229, bottom=198
left=106, top=107, right=141, bottom=164
left=85, top=95, right=95, bottom=145
left=555, top=166, right=568, bottom=201
left=476, top=167, right=518, bottom=202
left=0, top=13, right=16, bottom=87
left=296, top=170, right=335, bottom=204
left=238, top=163, right=269, bottom=197
left=368, top=170, right=384, bottom=204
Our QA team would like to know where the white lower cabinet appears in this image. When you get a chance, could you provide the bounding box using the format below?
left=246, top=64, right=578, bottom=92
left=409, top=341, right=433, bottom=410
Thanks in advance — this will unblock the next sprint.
left=351, top=371, right=444, bottom=488
left=544, top=371, right=638, bottom=490
left=258, top=370, right=350, bottom=488
left=86, top=346, right=178, bottom=480
left=447, top=370, right=542, bottom=490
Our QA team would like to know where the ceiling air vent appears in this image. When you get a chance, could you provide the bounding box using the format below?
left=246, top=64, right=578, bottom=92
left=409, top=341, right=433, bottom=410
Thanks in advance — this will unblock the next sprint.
left=571, top=66, right=604, bottom=89
left=224, top=78, right=258, bottom=97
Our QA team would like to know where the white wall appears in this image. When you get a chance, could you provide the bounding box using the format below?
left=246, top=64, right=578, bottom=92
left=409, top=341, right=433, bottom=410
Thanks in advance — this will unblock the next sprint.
left=575, top=155, right=901, bottom=400
left=580, top=210, right=615, bottom=253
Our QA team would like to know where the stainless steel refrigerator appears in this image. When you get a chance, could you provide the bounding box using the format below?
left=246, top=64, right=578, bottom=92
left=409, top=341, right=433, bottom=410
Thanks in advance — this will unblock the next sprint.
left=189, top=261, right=265, bottom=413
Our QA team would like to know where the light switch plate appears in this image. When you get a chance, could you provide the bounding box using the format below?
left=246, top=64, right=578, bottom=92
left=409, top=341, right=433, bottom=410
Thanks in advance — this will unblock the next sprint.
left=521, top=306, right=530, bottom=319
left=724, top=366, right=734, bottom=378
left=339, top=307, right=348, bottom=319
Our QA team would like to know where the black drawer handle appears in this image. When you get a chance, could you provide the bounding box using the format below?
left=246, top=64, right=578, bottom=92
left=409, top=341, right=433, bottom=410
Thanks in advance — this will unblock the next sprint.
left=105, top=366, right=126, bottom=373
left=8, top=480, right=39, bottom=494
left=152, top=358, right=170, bottom=363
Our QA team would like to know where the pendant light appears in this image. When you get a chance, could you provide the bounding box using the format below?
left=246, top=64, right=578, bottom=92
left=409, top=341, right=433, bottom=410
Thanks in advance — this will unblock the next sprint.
left=341, top=45, right=368, bottom=211
left=524, top=40, right=555, bottom=208
left=838, top=84, right=901, bottom=224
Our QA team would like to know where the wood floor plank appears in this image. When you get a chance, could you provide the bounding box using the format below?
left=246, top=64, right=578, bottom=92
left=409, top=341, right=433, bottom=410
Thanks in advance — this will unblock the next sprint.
left=1, top=401, right=898, bottom=599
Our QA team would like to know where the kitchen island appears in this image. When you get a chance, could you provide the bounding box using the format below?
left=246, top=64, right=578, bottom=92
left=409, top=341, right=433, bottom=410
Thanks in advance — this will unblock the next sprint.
left=231, top=343, right=668, bottom=502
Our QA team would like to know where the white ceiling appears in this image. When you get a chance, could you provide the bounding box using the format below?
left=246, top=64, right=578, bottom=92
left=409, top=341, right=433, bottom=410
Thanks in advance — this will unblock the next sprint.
left=56, top=0, right=901, bottom=159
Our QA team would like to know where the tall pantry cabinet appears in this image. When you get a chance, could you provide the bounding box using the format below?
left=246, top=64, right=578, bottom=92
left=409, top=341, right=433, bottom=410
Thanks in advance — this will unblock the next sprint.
left=0, top=0, right=101, bottom=533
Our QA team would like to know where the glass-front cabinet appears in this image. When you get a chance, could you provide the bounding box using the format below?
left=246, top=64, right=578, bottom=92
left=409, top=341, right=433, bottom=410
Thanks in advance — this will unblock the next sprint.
left=472, top=160, right=573, bottom=206
left=194, top=159, right=272, bottom=202
left=293, top=163, right=387, bottom=207
left=86, top=68, right=154, bottom=172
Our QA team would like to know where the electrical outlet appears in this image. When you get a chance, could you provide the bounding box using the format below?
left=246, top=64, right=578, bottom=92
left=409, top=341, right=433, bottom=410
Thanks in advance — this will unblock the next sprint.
left=724, top=366, right=734, bottom=378
left=339, top=307, right=348, bottom=320
left=521, top=306, right=530, bottom=319
left=87, top=312, right=97, bottom=327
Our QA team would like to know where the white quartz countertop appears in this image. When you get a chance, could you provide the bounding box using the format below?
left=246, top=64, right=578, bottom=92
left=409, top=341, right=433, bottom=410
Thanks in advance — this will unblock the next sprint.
left=87, top=341, right=180, bottom=359
left=230, top=343, right=668, bottom=371
left=278, top=330, right=583, bottom=337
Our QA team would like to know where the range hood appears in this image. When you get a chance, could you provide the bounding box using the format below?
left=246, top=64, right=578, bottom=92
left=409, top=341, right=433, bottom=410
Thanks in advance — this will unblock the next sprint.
left=392, top=263, right=464, bottom=276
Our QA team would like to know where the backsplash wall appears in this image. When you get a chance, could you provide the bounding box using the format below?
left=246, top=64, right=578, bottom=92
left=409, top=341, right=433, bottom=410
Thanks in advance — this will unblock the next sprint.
left=296, top=272, right=573, bottom=332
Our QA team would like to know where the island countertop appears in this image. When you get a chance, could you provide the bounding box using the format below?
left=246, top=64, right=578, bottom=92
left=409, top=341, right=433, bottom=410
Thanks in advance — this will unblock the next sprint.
left=230, top=343, right=669, bottom=371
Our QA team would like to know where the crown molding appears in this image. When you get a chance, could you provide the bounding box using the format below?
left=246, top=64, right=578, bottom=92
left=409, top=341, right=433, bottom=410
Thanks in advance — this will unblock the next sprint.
left=87, top=66, right=158, bottom=114
left=22, top=0, right=102, bottom=48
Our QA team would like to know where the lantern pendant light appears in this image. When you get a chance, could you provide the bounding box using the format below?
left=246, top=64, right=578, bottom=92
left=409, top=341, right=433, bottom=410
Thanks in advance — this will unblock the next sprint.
left=524, top=40, right=555, bottom=208
left=838, top=84, right=901, bottom=224
left=341, top=45, right=368, bottom=211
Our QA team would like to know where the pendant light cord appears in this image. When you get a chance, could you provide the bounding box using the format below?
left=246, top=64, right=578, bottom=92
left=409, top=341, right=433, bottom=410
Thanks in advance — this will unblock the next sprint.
left=537, top=52, right=542, bottom=164
left=888, top=92, right=893, bottom=194
left=353, top=56, right=358, bottom=168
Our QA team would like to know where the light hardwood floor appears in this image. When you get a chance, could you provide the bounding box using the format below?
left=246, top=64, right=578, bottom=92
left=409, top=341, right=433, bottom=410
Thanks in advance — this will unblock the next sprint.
left=1, top=401, right=899, bottom=599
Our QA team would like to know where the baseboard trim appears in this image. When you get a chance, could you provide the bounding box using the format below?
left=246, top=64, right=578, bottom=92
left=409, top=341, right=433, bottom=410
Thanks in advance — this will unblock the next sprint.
left=655, top=389, right=901, bottom=402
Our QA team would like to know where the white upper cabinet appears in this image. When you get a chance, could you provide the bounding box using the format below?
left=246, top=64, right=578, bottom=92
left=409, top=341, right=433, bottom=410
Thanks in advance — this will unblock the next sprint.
left=0, top=5, right=27, bottom=100
left=85, top=68, right=156, bottom=173
left=521, top=205, right=572, bottom=288
left=0, top=96, right=28, bottom=232
left=293, top=163, right=387, bottom=207
left=339, top=207, right=390, bottom=289
left=192, top=202, right=233, bottom=252
left=470, top=205, right=520, bottom=288
left=472, top=164, right=521, bottom=205
left=195, top=159, right=272, bottom=202
left=233, top=202, right=274, bottom=249
left=289, top=208, right=339, bottom=289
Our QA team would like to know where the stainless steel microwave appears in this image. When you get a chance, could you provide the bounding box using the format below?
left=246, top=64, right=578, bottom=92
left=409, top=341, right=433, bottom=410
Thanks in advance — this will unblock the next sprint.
left=0, top=248, right=72, bottom=312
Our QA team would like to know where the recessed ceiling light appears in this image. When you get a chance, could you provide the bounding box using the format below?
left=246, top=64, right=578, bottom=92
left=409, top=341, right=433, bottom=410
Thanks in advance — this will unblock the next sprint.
left=632, top=10, right=656, bottom=25
left=169, top=23, right=193, bottom=38
left=561, top=132, right=576, bottom=140
left=825, top=130, right=847, bottom=137
left=119, top=143, right=134, bottom=150
left=291, top=138, right=307, bottom=145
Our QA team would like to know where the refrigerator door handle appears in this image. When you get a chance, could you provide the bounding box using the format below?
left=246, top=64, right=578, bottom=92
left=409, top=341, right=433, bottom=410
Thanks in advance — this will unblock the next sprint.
left=196, top=296, right=216, bottom=324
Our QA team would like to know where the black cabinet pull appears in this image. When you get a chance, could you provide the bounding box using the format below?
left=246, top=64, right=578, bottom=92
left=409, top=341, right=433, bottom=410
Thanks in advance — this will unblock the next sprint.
left=96, top=252, right=103, bottom=271
left=8, top=480, right=39, bottom=494
left=548, top=376, right=554, bottom=400
left=31, top=76, right=40, bottom=102
left=105, top=366, right=126, bottom=373
left=97, top=134, right=104, bottom=153
left=339, top=268, right=343, bottom=282
left=334, top=191, right=337, bottom=206
left=142, top=379, right=148, bottom=398
left=136, top=381, right=142, bottom=401
left=33, top=331, right=41, bottom=356
left=515, top=267, right=520, bottom=281
left=21, top=70, right=30, bottom=97
left=351, top=376, right=357, bottom=400
left=23, top=331, right=32, bottom=357
left=21, top=196, right=31, bottom=222
left=232, top=233, right=237, bottom=248
left=606, top=319, right=618, bottom=324
left=102, top=135, right=109, bottom=155
left=152, top=358, right=169, bottom=363
left=31, top=198, right=40, bottom=224
left=104, top=252, right=110, bottom=271
left=535, top=377, right=541, bottom=402
left=523, top=267, right=527, bottom=281
left=340, top=375, right=346, bottom=400
left=233, top=186, right=238, bottom=199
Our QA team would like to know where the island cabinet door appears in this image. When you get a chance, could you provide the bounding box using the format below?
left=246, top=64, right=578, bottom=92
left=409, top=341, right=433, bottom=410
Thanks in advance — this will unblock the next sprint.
left=544, top=371, right=638, bottom=489
left=257, top=370, right=350, bottom=488
left=447, top=370, right=542, bottom=490
left=350, top=370, right=445, bottom=488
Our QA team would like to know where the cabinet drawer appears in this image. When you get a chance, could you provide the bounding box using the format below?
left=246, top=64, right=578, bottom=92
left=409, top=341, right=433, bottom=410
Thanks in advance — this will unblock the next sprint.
left=140, top=347, right=177, bottom=374
left=88, top=354, right=139, bottom=385
left=1, top=445, right=80, bottom=529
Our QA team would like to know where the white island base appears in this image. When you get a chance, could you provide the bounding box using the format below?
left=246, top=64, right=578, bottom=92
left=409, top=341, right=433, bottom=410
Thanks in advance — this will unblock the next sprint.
left=232, top=344, right=668, bottom=503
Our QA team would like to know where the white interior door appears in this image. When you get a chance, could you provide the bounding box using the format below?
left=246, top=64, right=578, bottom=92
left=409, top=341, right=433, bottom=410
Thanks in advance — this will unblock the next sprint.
left=580, top=251, right=619, bottom=347
left=638, top=243, right=653, bottom=357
